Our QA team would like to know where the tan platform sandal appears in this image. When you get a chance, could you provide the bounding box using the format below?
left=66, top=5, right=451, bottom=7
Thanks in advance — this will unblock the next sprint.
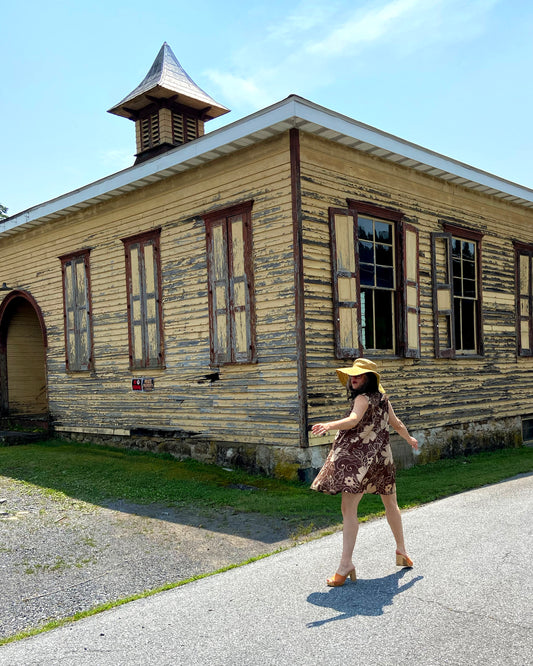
left=326, top=568, right=357, bottom=587
left=396, top=550, right=413, bottom=567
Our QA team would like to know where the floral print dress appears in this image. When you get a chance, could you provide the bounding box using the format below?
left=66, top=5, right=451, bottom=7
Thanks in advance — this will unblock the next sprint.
left=310, top=392, right=396, bottom=495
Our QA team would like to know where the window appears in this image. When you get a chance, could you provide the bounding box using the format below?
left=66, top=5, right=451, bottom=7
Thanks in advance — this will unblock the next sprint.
left=431, top=224, right=483, bottom=357
left=523, top=416, right=533, bottom=443
left=330, top=201, right=420, bottom=359
left=515, top=242, right=533, bottom=356
left=59, top=250, right=93, bottom=371
left=204, top=201, right=256, bottom=365
left=359, top=215, right=396, bottom=350
left=122, top=229, right=164, bottom=369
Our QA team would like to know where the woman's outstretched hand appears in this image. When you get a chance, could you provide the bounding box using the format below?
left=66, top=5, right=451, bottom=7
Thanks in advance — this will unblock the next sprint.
left=312, top=423, right=329, bottom=436
left=408, top=436, right=418, bottom=450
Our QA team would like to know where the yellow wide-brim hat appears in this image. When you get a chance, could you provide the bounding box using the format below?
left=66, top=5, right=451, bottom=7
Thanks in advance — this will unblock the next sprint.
left=336, top=358, right=385, bottom=393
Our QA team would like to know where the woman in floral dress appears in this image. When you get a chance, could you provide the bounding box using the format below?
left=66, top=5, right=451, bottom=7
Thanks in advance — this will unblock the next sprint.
left=311, top=358, right=418, bottom=586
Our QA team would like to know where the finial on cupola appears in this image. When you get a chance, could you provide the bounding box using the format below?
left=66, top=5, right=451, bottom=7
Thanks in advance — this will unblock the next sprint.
left=108, top=43, right=229, bottom=164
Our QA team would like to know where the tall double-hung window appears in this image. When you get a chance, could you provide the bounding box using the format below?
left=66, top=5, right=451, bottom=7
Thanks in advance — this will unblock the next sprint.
left=431, top=224, right=483, bottom=357
left=330, top=201, right=420, bottom=359
left=59, top=250, right=93, bottom=371
left=515, top=242, right=533, bottom=356
left=122, top=229, right=164, bottom=369
left=204, top=201, right=256, bottom=365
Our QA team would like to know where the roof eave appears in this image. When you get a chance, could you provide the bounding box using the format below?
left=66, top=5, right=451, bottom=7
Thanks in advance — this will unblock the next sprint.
left=3, top=95, right=533, bottom=238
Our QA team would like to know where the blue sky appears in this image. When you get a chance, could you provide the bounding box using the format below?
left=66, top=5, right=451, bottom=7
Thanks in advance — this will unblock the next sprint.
left=2, top=0, right=532, bottom=216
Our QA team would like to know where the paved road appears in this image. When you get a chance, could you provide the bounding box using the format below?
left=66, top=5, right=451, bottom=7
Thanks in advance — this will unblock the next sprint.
left=1, top=474, right=532, bottom=666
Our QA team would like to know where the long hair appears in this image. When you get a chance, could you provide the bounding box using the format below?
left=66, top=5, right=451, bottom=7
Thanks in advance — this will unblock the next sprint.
left=346, top=372, right=380, bottom=401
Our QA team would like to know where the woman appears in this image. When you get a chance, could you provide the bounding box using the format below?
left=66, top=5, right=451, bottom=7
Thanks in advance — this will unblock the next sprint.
left=311, top=358, right=418, bottom=587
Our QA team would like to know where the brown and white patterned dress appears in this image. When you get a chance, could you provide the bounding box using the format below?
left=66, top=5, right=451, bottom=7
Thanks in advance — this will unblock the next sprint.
left=310, top=392, right=396, bottom=495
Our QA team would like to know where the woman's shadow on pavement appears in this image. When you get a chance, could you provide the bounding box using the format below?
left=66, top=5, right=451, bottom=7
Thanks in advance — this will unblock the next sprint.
left=307, top=569, right=423, bottom=627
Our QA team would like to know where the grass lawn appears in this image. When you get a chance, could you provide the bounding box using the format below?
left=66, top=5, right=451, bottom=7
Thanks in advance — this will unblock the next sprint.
left=1, top=439, right=532, bottom=529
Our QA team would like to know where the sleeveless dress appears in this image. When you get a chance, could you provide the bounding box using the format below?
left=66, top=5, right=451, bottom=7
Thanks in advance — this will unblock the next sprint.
left=310, top=392, right=396, bottom=495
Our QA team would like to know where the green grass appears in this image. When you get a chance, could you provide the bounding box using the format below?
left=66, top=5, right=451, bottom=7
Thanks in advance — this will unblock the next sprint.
left=1, top=438, right=532, bottom=528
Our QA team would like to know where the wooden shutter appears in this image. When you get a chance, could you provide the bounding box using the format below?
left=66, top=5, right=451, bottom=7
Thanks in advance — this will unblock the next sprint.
left=403, top=224, right=420, bottom=358
left=122, top=230, right=163, bottom=370
left=431, top=232, right=455, bottom=358
left=207, top=219, right=231, bottom=365
left=330, top=207, right=361, bottom=358
left=143, top=239, right=162, bottom=367
left=229, top=214, right=252, bottom=362
left=517, top=251, right=532, bottom=355
left=61, top=252, right=92, bottom=372
left=205, top=201, right=255, bottom=366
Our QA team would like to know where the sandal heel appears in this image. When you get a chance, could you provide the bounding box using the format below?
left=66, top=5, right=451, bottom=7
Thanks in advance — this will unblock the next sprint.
left=396, top=551, right=413, bottom=567
left=327, top=567, right=357, bottom=586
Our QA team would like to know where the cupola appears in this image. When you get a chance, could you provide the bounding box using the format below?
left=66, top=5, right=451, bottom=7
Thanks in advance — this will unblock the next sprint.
left=108, top=43, right=229, bottom=164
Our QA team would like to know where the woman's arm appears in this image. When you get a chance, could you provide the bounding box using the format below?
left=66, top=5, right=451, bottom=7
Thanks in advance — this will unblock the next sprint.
left=311, top=395, right=369, bottom=435
left=388, top=402, right=418, bottom=450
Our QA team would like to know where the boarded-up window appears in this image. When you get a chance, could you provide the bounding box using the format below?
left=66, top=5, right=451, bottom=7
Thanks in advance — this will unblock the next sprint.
left=122, top=229, right=164, bottom=369
left=403, top=224, right=421, bottom=358
left=331, top=202, right=418, bottom=359
left=432, top=225, right=483, bottom=358
left=204, top=201, right=255, bottom=365
left=60, top=250, right=93, bottom=371
left=515, top=243, right=533, bottom=356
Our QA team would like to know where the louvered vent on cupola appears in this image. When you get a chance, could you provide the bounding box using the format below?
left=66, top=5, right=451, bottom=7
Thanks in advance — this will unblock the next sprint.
left=108, top=43, right=229, bottom=164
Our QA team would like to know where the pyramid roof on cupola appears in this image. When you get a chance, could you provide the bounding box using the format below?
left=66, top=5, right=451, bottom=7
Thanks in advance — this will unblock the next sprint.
left=108, top=42, right=229, bottom=120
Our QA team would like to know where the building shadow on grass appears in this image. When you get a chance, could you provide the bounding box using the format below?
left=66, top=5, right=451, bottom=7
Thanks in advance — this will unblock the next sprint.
left=307, top=569, right=423, bottom=627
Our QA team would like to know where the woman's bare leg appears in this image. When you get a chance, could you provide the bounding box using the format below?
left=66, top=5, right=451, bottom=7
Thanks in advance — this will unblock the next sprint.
left=380, top=492, right=407, bottom=555
left=337, top=492, right=363, bottom=574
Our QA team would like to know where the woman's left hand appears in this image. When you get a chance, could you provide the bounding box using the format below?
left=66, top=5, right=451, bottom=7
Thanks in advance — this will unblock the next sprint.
left=312, top=423, right=329, bottom=436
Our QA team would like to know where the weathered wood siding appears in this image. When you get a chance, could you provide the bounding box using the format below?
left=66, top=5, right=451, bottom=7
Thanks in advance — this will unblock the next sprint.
left=2, top=125, right=532, bottom=473
left=0, top=134, right=302, bottom=450
left=300, top=132, right=533, bottom=451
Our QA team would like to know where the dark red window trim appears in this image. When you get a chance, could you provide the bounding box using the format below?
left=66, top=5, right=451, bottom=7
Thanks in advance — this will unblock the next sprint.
left=121, top=228, right=164, bottom=370
left=204, top=200, right=256, bottom=366
left=58, top=248, right=94, bottom=372
left=344, top=200, right=409, bottom=357
left=441, top=221, right=484, bottom=356
left=514, top=241, right=533, bottom=356
left=347, top=199, right=404, bottom=223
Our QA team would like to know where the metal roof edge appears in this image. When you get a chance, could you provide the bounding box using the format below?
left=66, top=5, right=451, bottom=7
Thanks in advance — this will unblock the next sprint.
left=288, top=96, right=533, bottom=202
left=2, top=95, right=532, bottom=236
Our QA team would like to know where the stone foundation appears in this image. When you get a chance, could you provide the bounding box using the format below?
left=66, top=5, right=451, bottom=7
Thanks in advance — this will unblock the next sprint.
left=413, top=416, right=523, bottom=464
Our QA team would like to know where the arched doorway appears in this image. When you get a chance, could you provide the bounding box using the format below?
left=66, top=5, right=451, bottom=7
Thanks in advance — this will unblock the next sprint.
left=0, top=291, right=48, bottom=421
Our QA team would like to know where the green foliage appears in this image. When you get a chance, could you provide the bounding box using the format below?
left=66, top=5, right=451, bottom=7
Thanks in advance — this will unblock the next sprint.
left=0, top=203, right=7, bottom=220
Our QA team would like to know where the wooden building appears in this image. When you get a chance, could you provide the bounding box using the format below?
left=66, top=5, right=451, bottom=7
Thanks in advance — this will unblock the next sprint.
left=2, top=44, right=532, bottom=479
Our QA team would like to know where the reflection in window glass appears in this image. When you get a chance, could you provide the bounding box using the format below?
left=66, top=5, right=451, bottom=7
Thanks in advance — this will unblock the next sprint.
left=358, top=217, right=395, bottom=351
left=452, top=237, right=478, bottom=353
